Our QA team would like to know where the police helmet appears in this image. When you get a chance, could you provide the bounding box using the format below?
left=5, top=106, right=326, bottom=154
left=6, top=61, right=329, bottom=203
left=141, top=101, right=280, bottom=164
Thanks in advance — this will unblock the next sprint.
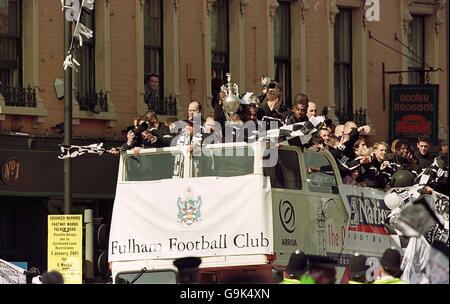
left=390, top=170, right=414, bottom=188
left=286, top=250, right=308, bottom=277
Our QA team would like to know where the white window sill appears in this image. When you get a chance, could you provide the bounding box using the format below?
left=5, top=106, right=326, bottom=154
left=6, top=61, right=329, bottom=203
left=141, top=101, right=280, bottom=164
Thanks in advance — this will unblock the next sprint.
left=0, top=95, right=48, bottom=121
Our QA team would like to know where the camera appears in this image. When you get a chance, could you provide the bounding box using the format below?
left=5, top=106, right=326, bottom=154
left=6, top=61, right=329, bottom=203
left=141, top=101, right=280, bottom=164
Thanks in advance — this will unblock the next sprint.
left=128, top=121, right=150, bottom=147
left=147, top=127, right=159, bottom=137
left=132, top=121, right=149, bottom=137
left=261, top=76, right=277, bottom=89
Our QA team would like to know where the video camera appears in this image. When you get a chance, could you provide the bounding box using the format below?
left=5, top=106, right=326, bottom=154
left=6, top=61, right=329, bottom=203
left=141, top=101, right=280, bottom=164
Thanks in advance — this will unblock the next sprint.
left=132, top=121, right=149, bottom=137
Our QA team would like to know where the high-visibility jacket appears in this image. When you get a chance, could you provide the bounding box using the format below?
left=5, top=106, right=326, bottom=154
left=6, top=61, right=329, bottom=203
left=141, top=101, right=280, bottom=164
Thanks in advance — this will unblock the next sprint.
left=280, top=278, right=301, bottom=284
left=280, top=275, right=316, bottom=284
left=348, top=280, right=365, bottom=284
left=373, top=278, right=407, bottom=284
left=299, top=275, right=316, bottom=284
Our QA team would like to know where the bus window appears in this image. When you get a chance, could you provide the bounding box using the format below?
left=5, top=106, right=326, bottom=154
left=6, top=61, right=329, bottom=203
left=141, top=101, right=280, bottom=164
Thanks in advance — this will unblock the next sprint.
left=303, top=151, right=337, bottom=193
left=123, top=152, right=184, bottom=181
left=264, top=150, right=301, bottom=190
left=193, top=147, right=254, bottom=178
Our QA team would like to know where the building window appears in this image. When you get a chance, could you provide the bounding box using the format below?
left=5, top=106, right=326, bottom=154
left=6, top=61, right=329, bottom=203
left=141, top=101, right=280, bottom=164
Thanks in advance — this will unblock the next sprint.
left=211, top=0, right=229, bottom=83
left=76, top=7, right=100, bottom=112
left=407, top=15, right=425, bottom=84
left=334, top=8, right=353, bottom=123
left=144, top=0, right=163, bottom=88
left=0, top=0, right=22, bottom=100
left=274, top=1, right=291, bottom=110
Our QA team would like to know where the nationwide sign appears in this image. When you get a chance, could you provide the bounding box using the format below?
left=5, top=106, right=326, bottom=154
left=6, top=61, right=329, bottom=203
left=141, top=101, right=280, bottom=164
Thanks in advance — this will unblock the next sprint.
left=108, top=175, right=273, bottom=262
left=389, top=84, right=439, bottom=144
left=338, top=185, right=402, bottom=256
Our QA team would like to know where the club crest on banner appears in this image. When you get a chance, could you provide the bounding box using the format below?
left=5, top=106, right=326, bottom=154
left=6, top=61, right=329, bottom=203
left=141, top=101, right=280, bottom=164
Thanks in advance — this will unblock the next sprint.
left=177, top=188, right=202, bottom=226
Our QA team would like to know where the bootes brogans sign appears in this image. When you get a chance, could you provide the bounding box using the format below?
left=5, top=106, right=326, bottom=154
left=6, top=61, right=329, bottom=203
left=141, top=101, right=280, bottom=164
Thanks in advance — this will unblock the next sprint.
left=389, top=84, right=439, bottom=144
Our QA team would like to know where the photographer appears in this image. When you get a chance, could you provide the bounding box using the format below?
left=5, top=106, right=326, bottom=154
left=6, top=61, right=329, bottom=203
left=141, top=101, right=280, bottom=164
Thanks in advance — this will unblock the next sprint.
left=110, top=117, right=162, bottom=155
left=145, top=111, right=172, bottom=147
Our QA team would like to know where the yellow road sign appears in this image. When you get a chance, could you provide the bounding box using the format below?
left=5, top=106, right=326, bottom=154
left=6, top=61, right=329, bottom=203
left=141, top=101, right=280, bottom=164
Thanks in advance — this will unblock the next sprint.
left=48, top=215, right=83, bottom=284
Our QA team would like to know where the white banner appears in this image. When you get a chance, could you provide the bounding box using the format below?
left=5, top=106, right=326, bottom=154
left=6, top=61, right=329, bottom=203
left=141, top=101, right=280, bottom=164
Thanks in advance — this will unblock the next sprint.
left=109, top=175, right=273, bottom=262
left=0, top=259, right=26, bottom=284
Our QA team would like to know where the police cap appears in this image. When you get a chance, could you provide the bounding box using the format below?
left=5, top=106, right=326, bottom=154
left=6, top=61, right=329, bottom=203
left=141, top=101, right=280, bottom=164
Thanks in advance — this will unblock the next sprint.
left=380, top=248, right=402, bottom=277
left=349, top=253, right=369, bottom=279
left=173, top=257, right=201, bottom=270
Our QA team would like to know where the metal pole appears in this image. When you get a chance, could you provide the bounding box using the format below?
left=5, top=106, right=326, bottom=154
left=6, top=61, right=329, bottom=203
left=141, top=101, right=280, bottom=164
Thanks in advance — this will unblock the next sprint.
left=382, top=62, right=386, bottom=111
left=447, top=0, right=449, bottom=140
left=64, top=9, right=73, bottom=214
left=444, top=1, right=450, bottom=102
left=84, top=209, right=94, bottom=282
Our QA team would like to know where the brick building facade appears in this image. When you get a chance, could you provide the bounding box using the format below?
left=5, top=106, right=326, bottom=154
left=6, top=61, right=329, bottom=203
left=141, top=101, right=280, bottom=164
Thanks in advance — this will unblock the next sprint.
left=0, top=0, right=447, bottom=142
left=0, top=0, right=448, bottom=276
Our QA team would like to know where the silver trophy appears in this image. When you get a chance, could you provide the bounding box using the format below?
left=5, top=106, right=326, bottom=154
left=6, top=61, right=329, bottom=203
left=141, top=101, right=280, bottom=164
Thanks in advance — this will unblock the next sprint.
left=221, top=73, right=241, bottom=117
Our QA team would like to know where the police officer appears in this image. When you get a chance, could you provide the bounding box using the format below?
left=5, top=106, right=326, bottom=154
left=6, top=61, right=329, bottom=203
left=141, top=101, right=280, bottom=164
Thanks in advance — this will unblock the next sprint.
left=173, top=257, right=202, bottom=284
left=348, top=253, right=370, bottom=284
left=373, top=248, right=407, bottom=284
left=280, top=250, right=315, bottom=284
left=307, top=255, right=337, bottom=284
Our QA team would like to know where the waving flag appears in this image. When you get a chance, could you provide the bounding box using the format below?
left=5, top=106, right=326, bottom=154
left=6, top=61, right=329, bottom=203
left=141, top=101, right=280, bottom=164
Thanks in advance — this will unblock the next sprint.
left=58, top=143, right=106, bottom=160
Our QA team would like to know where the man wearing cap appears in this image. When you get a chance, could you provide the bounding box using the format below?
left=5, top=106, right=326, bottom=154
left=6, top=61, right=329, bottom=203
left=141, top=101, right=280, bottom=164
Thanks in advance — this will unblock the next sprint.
left=373, top=248, right=407, bottom=284
left=280, top=250, right=315, bottom=284
left=348, top=253, right=370, bottom=284
left=173, top=257, right=202, bottom=284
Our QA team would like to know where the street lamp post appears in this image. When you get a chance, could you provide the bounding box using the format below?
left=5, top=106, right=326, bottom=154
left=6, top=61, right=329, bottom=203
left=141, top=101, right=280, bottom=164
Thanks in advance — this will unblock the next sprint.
left=64, top=12, right=73, bottom=215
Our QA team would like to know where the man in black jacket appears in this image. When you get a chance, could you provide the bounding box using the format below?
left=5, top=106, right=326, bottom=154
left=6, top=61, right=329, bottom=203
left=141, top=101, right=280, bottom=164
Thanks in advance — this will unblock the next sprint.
left=282, top=94, right=308, bottom=125
left=257, top=84, right=284, bottom=125
left=388, top=139, right=416, bottom=173
left=415, top=143, right=448, bottom=195
left=356, top=141, right=395, bottom=189
left=413, top=136, right=435, bottom=176
left=145, top=111, right=172, bottom=147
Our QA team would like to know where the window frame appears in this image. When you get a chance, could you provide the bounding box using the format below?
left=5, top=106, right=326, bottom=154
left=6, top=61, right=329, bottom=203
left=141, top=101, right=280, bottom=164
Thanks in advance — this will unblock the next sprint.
left=274, top=0, right=292, bottom=110
left=144, top=0, right=164, bottom=99
left=334, top=7, right=353, bottom=123
left=123, top=151, right=185, bottom=182
left=264, top=149, right=302, bottom=191
left=0, top=0, right=22, bottom=91
left=75, top=6, right=97, bottom=111
left=211, top=0, right=230, bottom=83
left=303, top=151, right=339, bottom=194
left=407, top=15, right=426, bottom=84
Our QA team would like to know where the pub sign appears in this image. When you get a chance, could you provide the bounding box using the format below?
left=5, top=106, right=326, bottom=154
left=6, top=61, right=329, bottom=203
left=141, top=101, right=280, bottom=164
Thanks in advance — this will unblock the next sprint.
left=389, top=84, right=439, bottom=145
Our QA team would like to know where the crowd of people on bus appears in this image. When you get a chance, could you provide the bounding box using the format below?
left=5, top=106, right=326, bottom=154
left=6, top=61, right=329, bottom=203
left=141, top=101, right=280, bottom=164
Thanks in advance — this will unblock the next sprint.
left=114, top=76, right=448, bottom=197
